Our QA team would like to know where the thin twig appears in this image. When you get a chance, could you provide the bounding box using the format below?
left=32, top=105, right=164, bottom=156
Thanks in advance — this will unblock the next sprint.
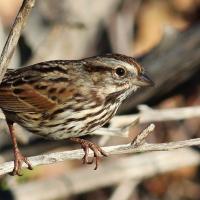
left=10, top=149, right=200, bottom=200
left=131, top=123, right=155, bottom=146
left=111, top=106, right=200, bottom=127
left=95, top=117, right=139, bottom=137
left=0, top=0, right=35, bottom=83
left=1, top=124, right=200, bottom=176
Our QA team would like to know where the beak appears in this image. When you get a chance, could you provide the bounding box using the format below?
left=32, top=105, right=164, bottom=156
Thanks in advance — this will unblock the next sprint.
left=136, top=73, right=154, bottom=87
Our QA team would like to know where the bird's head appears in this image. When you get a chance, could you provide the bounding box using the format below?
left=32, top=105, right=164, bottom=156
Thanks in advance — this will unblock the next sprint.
left=82, top=54, right=154, bottom=101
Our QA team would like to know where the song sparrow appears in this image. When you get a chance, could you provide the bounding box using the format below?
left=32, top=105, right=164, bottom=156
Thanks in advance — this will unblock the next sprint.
left=0, top=54, right=153, bottom=175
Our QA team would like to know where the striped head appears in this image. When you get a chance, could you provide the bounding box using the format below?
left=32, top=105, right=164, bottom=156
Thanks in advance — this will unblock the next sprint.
left=82, top=54, right=154, bottom=102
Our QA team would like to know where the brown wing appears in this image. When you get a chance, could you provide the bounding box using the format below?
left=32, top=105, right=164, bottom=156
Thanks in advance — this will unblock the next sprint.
left=0, top=84, right=56, bottom=112
left=0, top=62, right=72, bottom=113
left=0, top=60, right=106, bottom=113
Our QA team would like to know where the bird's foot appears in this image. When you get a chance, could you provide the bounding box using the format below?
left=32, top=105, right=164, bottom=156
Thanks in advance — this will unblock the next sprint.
left=11, top=149, right=33, bottom=176
left=70, top=137, right=108, bottom=170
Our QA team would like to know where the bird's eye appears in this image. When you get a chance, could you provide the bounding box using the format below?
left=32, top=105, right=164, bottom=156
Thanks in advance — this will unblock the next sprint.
left=115, top=67, right=126, bottom=78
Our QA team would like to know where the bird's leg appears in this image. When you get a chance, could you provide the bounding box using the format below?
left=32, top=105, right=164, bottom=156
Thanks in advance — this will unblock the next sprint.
left=70, top=137, right=108, bottom=170
left=6, top=120, right=32, bottom=176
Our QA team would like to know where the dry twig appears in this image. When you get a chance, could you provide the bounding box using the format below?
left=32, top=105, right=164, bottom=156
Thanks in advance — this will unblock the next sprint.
left=1, top=123, right=200, bottom=176
left=11, top=148, right=200, bottom=200
left=111, top=105, right=200, bottom=128
left=0, top=0, right=35, bottom=83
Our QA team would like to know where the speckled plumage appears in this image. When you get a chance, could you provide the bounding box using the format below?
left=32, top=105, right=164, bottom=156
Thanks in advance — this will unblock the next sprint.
left=0, top=54, right=153, bottom=175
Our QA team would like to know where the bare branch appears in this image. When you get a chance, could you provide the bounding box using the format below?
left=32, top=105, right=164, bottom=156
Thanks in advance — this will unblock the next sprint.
left=131, top=124, right=155, bottom=146
left=0, top=0, right=35, bottom=83
left=95, top=117, right=139, bottom=137
left=10, top=149, right=200, bottom=200
left=1, top=124, right=200, bottom=176
left=111, top=106, right=200, bottom=127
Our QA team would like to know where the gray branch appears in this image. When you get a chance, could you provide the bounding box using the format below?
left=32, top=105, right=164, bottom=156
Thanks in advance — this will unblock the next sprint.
left=11, top=148, right=200, bottom=200
left=111, top=105, right=200, bottom=128
left=1, top=124, right=200, bottom=176
left=0, top=0, right=35, bottom=83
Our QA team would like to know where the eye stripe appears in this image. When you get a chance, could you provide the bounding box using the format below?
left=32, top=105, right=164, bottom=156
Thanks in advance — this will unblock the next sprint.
left=83, top=63, right=112, bottom=73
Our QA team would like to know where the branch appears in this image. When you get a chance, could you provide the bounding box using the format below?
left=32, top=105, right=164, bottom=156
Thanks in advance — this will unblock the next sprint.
left=11, top=149, right=200, bottom=200
left=0, top=0, right=35, bottom=83
left=1, top=124, right=200, bottom=176
left=111, top=105, right=200, bottom=128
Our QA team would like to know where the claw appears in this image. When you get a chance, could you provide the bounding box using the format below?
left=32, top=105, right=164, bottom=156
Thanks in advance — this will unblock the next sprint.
left=70, top=137, right=108, bottom=169
left=11, top=150, right=32, bottom=176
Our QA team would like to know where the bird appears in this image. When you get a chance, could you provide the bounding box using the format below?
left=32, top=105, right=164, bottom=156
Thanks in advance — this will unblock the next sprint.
left=0, top=54, right=154, bottom=175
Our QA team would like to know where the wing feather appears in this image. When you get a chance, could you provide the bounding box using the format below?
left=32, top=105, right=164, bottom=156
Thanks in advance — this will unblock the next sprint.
left=0, top=84, right=57, bottom=112
left=0, top=60, right=103, bottom=113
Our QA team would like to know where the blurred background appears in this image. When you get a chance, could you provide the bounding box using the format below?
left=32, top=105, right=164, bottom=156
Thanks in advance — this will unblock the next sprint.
left=0, top=0, right=200, bottom=199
